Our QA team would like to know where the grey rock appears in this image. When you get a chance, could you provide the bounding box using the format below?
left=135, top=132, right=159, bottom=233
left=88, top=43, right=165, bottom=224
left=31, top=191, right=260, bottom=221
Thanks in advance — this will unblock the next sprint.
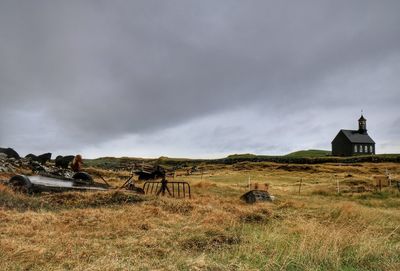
left=240, top=190, right=274, bottom=204
left=25, top=153, right=52, bottom=165
left=55, top=155, right=74, bottom=169
left=0, top=147, right=20, bottom=159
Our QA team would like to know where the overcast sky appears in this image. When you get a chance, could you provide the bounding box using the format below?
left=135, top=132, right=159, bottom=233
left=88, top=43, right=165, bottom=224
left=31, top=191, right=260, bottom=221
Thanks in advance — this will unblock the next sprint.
left=0, top=0, right=399, bottom=158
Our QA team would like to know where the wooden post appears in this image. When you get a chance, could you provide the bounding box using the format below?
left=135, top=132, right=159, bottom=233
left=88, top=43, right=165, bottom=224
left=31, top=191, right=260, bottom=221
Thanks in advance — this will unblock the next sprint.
left=248, top=176, right=251, bottom=191
left=298, top=178, right=302, bottom=195
left=201, top=169, right=204, bottom=180
left=386, top=169, right=391, bottom=187
left=379, top=179, right=382, bottom=192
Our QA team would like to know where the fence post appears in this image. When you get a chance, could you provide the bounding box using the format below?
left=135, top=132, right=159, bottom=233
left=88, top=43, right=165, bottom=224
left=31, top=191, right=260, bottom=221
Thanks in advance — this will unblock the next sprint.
left=248, top=176, right=251, bottom=191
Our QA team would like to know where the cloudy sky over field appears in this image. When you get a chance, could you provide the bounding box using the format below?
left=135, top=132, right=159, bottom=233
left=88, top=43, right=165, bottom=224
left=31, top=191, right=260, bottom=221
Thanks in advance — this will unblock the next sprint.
left=0, top=0, right=399, bottom=158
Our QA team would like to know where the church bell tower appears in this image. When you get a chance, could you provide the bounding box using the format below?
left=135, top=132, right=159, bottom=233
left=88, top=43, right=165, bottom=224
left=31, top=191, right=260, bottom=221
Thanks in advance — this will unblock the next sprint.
left=358, top=115, right=367, bottom=134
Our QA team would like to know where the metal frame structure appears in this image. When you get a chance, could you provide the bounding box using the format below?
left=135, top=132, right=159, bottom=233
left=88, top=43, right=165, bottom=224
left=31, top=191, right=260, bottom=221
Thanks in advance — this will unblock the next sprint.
left=143, top=179, right=191, bottom=199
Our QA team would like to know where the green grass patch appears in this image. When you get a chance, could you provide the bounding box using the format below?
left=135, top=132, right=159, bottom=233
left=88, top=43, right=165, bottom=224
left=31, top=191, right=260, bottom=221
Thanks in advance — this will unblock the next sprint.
left=285, top=149, right=331, bottom=158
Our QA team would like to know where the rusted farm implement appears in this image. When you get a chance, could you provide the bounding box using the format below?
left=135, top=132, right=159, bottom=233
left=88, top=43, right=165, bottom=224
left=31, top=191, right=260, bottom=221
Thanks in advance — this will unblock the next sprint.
left=7, top=172, right=192, bottom=199
left=143, top=178, right=191, bottom=199
left=117, top=169, right=191, bottom=198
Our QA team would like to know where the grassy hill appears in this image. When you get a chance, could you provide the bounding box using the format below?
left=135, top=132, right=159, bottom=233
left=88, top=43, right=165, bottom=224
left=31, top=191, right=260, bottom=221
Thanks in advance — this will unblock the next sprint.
left=85, top=151, right=400, bottom=169
left=285, top=149, right=331, bottom=158
left=226, top=150, right=332, bottom=159
left=226, top=153, right=262, bottom=159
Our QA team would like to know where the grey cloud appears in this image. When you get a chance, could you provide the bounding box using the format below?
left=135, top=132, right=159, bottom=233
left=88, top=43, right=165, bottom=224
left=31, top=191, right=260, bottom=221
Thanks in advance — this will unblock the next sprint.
left=0, top=0, right=399, bottom=156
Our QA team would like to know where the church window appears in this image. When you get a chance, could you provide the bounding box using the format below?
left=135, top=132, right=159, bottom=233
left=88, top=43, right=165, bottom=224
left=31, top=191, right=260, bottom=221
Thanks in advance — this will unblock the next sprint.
left=370, top=145, right=373, bottom=153
left=359, top=145, right=363, bottom=153
left=354, top=145, right=357, bottom=153
left=364, top=145, right=368, bottom=152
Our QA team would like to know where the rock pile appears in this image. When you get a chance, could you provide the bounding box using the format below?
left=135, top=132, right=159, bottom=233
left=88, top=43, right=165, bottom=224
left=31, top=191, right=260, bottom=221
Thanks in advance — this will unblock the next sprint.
left=0, top=149, right=74, bottom=179
left=0, top=155, right=31, bottom=173
left=25, top=153, right=52, bottom=165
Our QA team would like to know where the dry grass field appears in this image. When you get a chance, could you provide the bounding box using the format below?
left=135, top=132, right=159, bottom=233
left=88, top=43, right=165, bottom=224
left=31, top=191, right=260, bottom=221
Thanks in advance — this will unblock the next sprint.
left=1, top=162, right=400, bottom=270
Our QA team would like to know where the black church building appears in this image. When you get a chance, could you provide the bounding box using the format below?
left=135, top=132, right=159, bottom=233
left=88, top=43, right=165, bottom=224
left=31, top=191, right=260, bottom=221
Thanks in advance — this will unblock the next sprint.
left=331, top=115, right=375, bottom=156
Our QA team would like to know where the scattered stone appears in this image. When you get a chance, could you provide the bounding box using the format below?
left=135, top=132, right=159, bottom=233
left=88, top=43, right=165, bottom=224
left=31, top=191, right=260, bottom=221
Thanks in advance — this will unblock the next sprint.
left=0, top=156, right=17, bottom=173
left=30, top=161, right=47, bottom=172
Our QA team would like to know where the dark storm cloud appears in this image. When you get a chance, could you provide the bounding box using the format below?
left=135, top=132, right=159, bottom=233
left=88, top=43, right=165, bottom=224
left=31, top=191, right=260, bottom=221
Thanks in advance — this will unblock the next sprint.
left=0, top=0, right=399, bottom=156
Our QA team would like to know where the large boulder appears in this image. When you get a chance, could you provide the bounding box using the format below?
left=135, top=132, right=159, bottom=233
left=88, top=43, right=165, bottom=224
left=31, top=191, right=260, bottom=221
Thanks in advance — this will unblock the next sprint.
left=240, top=190, right=275, bottom=204
left=55, top=155, right=74, bottom=169
left=37, top=153, right=52, bottom=164
left=25, top=153, right=52, bottom=165
left=0, top=147, right=20, bottom=159
left=25, top=154, right=36, bottom=159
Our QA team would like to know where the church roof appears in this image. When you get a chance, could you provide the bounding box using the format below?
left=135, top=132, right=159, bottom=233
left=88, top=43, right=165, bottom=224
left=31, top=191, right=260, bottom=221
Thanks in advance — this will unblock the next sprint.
left=358, top=115, right=366, bottom=121
left=341, top=129, right=375, bottom=144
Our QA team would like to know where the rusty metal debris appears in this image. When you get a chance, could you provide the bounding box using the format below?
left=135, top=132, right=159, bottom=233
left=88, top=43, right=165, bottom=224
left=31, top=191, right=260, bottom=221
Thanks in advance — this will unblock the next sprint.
left=132, top=163, right=166, bottom=180
left=3, top=154, right=191, bottom=199
left=143, top=177, right=191, bottom=199
left=117, top=172, right=145, bottom=194
left=8, top=173, right=108, bottom=194
left=7, top=173, right=191, bottom=199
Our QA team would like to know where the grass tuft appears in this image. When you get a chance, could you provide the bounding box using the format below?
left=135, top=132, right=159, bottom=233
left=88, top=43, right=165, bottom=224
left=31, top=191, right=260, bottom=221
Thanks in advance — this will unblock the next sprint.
left=182, top=230, right=241, bottom=252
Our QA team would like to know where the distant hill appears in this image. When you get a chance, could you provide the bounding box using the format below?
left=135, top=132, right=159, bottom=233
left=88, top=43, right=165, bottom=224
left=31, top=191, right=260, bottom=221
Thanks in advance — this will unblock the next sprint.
left=85, top=151, right=400, bottom=169
left=226, top=150, right=331, bottom=159
left=285, top=149, right=331, bottom=158
left=226, top=153, right=260, bottom=159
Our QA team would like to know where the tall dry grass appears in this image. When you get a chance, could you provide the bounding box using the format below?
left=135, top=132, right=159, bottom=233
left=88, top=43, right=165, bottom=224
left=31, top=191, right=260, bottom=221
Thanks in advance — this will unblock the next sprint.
left=0, top=162, right=399, bottom=270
